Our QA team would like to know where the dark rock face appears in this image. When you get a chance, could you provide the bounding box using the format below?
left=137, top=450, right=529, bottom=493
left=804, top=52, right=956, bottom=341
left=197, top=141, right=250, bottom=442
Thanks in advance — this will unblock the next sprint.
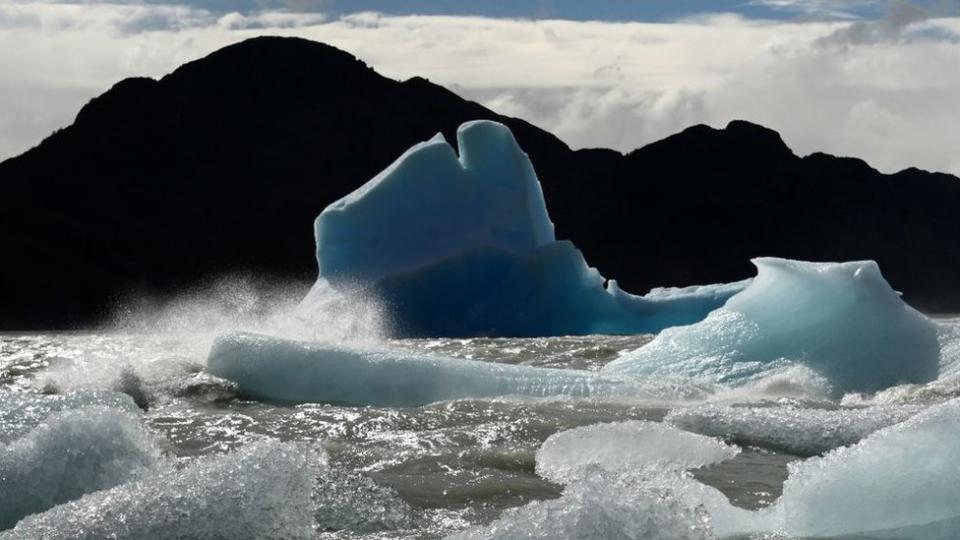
left=1, top=36, right=958, bottom=329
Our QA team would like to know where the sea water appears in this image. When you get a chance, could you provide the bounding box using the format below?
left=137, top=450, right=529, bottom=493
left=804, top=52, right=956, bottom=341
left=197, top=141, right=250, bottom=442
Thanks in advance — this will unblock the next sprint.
left=1, top=279, right=958, bottom=538
left=3, top=323, right=958, bottom=538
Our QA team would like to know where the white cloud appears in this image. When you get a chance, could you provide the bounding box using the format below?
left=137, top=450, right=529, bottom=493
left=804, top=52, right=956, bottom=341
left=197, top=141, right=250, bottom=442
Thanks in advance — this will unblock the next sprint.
left=1, top=2, right=959, bottom=176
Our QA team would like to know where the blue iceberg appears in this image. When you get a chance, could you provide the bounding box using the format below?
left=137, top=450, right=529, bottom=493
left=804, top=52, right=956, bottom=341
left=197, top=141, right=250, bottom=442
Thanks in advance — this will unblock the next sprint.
left=209, top=257, right=942, bottom=406
left=307, top=120, right=743, bottom=337
left=603, top=257, right=941, bottom=394
left=206, top=121, right=943, bottom=406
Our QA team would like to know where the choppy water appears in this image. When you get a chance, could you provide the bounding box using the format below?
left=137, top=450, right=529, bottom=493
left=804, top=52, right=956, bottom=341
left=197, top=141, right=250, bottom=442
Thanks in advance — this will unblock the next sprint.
left=0, top=331, right=801, bottom=536
left=2, top=283, right=959, bottom=538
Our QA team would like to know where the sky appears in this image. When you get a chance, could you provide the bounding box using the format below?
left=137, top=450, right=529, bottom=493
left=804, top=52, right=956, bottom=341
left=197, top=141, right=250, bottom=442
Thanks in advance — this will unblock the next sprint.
left=2, top=0, right=959, bottom=175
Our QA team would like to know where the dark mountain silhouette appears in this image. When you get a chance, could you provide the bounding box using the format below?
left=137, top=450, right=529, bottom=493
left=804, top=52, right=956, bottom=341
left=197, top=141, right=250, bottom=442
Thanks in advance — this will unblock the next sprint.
left=2, top=36, right=958, bottom=329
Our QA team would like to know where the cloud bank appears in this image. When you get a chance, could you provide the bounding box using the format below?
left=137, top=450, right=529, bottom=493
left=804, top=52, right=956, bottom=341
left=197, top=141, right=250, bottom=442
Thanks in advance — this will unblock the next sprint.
left=1, top=2, right=959, bottom=175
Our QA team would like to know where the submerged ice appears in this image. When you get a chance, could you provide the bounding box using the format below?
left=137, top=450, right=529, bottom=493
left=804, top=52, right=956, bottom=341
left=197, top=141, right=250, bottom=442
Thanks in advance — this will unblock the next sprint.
left=307, top=120, right=742, bottom=337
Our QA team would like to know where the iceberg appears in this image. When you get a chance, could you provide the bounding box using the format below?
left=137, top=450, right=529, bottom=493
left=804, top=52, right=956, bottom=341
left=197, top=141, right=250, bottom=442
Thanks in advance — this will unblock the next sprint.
left=306, top=120, right=743, bottom=337
left=209, top=257, right=941, bottom=406
left=603, top=257, right=941, bottom=394
left=205, top=122, right=942, bottom=405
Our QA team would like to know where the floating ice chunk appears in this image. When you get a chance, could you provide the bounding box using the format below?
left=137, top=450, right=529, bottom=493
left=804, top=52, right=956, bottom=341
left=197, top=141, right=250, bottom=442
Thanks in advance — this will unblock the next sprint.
left=604, top=258, right=940, bottom=394
left=0, top=390, right=140, bottom=443
left=2, top=440, right=319, bottom=540
left=777, top=397, right=960, bottom=538
left=456, top=420, right=757, bottom=540
left=536, top=421, right=739, bottom=483
left=207, top=332, right=641, bottom=406
left=532, top=421, right=757, bottom=537
left=0, top=406, right=162, bottom=531
left=460, top=400, right=960, bottom=540
left=307, top=120, right=742, bottom=337
left=665, top=403, right=923, bottom=456
left=448, top=468, right=715, bottom=540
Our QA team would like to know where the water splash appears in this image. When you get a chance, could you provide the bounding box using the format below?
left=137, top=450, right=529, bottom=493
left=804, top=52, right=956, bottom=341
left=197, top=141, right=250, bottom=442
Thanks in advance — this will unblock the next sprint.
left=33, top=275, right=389, bottom=404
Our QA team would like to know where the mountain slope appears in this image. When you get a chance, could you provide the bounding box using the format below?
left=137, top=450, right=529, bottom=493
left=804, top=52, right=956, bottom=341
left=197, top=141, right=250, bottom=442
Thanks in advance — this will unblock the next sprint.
left=2, top=36, right=958, bottom=328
